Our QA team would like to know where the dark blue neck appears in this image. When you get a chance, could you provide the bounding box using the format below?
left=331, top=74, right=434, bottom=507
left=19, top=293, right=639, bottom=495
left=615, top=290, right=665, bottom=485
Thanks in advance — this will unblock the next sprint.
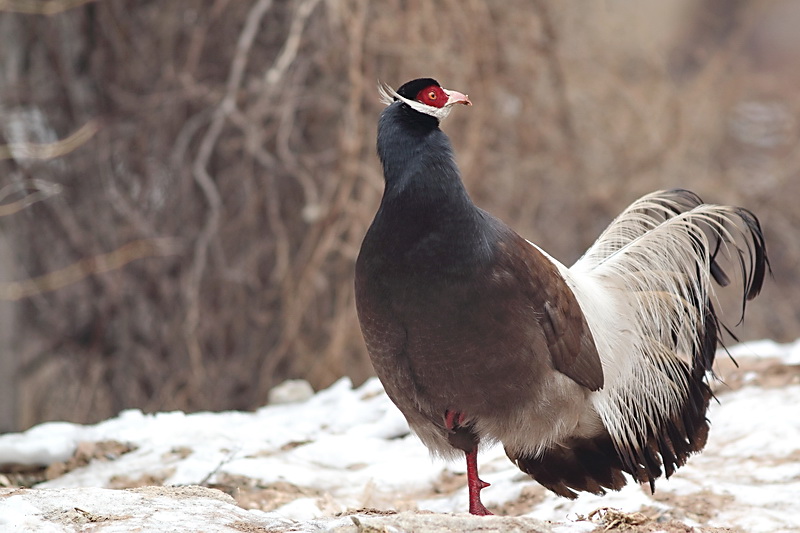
left=369, top=102, right=494, bottom=273
left=377, top=102, right=473, bottom=215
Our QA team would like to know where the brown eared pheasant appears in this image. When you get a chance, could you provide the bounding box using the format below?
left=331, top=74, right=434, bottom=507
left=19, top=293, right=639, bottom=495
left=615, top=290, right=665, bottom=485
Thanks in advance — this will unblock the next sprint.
left=354, top=78, right=769, bottom=515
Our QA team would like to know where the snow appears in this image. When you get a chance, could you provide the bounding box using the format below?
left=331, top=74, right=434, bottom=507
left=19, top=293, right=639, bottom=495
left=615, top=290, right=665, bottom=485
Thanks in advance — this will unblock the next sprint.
left=727, top=337, right=800, bottom=364
left=1, top=339, right=799, bottom=532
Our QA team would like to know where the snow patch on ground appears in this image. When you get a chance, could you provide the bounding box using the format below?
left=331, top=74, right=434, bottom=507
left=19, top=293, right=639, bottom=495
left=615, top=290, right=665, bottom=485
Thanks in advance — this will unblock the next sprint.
left=1, top=339, right=799, bottom=532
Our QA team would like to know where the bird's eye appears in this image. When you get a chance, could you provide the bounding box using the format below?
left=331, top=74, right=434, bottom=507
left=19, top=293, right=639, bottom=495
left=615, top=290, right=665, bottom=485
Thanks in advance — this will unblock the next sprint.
left=415, top=86, right=446, bottom=108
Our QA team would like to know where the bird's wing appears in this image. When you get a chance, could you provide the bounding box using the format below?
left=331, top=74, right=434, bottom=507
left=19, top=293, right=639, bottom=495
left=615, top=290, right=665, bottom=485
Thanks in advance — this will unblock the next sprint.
left=497, top=234, right=604, bottom=391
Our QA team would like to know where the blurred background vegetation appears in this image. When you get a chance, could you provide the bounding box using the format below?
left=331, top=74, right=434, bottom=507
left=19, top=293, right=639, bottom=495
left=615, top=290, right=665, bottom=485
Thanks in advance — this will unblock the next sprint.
left=0, top=0, right=797, bottom=432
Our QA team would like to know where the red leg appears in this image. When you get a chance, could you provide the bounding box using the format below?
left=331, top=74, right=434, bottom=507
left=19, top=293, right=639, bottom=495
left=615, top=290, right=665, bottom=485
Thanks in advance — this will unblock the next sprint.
left=465, top=447, right=492, bottom=515
left=445, top=410, right=492, bottom=515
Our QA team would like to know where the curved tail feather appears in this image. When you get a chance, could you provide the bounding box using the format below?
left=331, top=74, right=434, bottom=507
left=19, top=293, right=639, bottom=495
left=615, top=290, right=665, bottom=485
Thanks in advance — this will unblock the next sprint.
left=518, top=189, right=770, bottom=497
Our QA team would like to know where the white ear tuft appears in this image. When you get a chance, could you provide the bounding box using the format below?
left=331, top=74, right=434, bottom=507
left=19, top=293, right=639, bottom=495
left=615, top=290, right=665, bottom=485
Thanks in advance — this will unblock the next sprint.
left=377, top=81, right=398, bottom=106
left=376, top=80, right=454, bottom=121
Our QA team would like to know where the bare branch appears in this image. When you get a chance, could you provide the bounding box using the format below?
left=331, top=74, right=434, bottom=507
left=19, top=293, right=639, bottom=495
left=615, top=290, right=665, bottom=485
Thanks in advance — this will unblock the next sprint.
left=0, top=0, right=99, bottom=15
left=184, top=0, right=276, bottom=384
left=0, top=120, right=100, bottom=161
left=0, top=238, right=182, bottom=301
left=0, top=179, right=62, bottom=217
left=262, top=0, right=322, bottom=90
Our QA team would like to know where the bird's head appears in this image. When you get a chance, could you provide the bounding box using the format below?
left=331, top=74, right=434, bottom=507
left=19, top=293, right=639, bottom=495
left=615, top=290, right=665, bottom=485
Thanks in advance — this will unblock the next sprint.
left=379, top=78, right=472, bottom=121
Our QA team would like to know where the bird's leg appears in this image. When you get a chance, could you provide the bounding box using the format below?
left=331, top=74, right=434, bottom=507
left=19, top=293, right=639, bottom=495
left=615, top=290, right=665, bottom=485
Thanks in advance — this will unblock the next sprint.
left=465, top=446, right=492, bottom=516
left=444, top=409, right=493, bottom=516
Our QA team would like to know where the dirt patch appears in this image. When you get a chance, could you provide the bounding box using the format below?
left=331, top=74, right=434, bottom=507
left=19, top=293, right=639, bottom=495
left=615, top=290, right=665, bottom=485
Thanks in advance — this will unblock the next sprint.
left=429, top=469, right=466, bottom=496
left=46, top=440, right=136, bottom=480
left=109, top=468, right=175, bottom=489
left=0, top=440, right=136, bottom=488
left=649, top=488, right=737, bottom=525
left=495, top=484, right=548, bottom=516
left=583, top=507, right=650, bottom=531
left=578, top=506, right=740, bottom=533
left=130, top=484, right=235, bottom=503
left=228, top=520, right=275, bottom=533
left=162, top=446, right=193, bottom=460
left=41, top=504, right=133, bottom=528
left=339, top=508, right=399, bottom=516
left=209, top=473, right=325, bottom=512
left=0, top=464, right=47, bottom=488
left=713, top=357, right=800, bottom=392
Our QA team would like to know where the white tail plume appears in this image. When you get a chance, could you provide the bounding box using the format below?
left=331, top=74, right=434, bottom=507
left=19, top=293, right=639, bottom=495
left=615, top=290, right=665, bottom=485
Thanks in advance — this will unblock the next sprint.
left=562, top=189, right=768, bottom=483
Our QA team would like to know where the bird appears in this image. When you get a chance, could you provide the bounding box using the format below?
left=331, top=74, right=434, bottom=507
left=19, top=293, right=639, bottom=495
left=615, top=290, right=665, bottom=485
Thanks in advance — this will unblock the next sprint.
left=354, top=78, right=769, bottom=515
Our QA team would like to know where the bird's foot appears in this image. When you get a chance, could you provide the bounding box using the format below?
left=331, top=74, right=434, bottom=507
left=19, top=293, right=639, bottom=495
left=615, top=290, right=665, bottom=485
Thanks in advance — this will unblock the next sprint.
left=468, top=475, right=493, bottom=515
left=469, top=498, right=493, bottom=516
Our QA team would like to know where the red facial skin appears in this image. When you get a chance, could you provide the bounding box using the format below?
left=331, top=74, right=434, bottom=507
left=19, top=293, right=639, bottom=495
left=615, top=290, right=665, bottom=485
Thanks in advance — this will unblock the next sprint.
left=416, top=85, right=449, bottom=108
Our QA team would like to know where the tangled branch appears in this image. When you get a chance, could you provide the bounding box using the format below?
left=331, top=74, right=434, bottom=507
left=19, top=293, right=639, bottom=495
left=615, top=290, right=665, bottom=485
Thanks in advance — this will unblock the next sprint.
left=0, top=238, right=181, bottom=301
left=0, top=120, right=99, bottom=161
left=0, top=0, right=99, bottom=15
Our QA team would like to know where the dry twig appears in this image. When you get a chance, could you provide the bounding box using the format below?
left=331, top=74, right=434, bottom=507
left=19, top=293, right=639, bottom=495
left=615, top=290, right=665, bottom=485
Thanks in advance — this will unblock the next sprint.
left=0, top=120, right=99, bottom=161
left=0, top=0, right=98, bottom=15
left=183, top=0, right=276, bottom=386
left=0, top=180, right=62, bottom=217
left=0, top=238, right=182, bottom=301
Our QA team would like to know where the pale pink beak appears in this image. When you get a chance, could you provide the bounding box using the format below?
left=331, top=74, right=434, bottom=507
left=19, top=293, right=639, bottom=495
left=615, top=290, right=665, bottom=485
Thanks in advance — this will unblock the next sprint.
left=444, top=89, right=472, bottom=107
